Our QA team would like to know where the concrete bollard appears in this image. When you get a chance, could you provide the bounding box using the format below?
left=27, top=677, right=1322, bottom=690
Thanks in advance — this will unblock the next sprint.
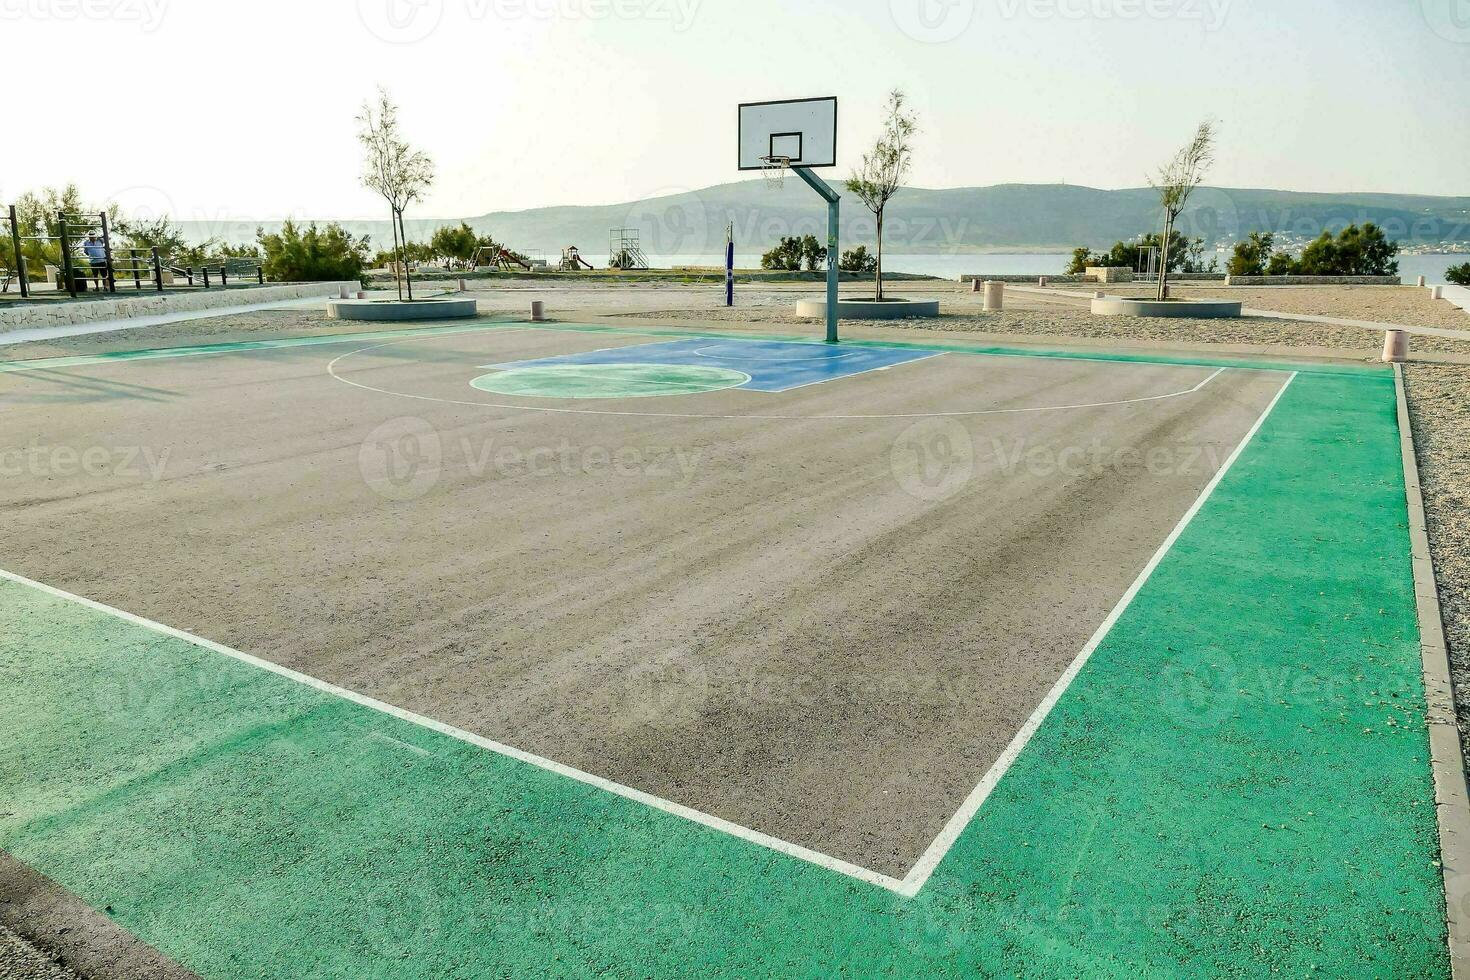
left=1417, top=276, right=1427, bottom=288
left=970, top=278, right=982, bottom=293
left=531, top=300, right=545, bottom=322
left=1094, top=291, right=1105, bottom=300
left=1431, top=286, right=1444, bottom=300
left=356, top=291, right=366, bottom=300
left=1382, top=330, right=1409, bottom=363
left=339, top=285, right=350, bottom=300
left=458, top=278, right=467, bottom=292
left=983, top=280, right=1004, bottom=312
left=1038, top=276, right=1049, bottom=287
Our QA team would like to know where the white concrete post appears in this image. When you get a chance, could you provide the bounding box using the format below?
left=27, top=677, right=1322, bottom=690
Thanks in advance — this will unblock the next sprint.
left=1417, top=276, right=1427, bottom=287
left=1382, top=330, right=1409, bottom=363
left=970, top=278, right=982, bottom=293
left=531, top=300, right=545, bottom=321
left=984, top=281, right=1004, bottom=312
left=1432, top=286, right=1445, bottom=300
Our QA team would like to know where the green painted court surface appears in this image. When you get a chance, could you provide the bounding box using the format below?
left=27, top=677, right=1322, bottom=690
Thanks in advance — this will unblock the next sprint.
left=471, top=361, right=752, bottom=398
left=0, top=323, right=1449, bottom=977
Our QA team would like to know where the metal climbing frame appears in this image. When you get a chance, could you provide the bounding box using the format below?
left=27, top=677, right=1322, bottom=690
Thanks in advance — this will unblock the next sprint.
left=607, top=228, right=649, bottom=270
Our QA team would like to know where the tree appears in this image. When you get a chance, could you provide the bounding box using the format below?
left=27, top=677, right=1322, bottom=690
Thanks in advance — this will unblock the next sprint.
left=1149, top=119, right=1217, bottom=300
left=1447, top=263, right=1470, bottom=287
left=429, top=222, right=479, bottom=269
left=839, top=245, right=878, bottom=274
left=760, top=236, right=805, bottom=272
left=798, top=233, right=827, bottom=272
left=1266, top=250, right=1295, bottom=276
left=1294, top=223, right=1399, bottom=276
left=1228, top=231, right=1275, bottom=277
left=845, top=90, right=918, bottom=301
left=1064, top=246, right=1096, bottom=275
left=116, top=215, right=191, bottom=258
left=357, top=88, right=434, bottom=301
left=258, top=220, right=369, bottom=284
left=1073, top=231, right=1210, bottom=276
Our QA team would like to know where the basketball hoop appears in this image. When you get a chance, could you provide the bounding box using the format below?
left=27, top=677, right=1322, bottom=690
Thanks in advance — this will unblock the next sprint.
left=760, top=155, right=790, bottom=190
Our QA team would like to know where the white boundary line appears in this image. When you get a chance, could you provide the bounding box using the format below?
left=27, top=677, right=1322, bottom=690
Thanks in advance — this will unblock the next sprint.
left=895, top=369, right=1298, bottom=895
left=0, top=565, right=906, bottom=893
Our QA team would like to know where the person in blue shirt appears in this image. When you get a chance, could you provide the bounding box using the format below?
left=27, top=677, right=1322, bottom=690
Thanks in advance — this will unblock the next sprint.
left=82, top=233, right=107, bottom=285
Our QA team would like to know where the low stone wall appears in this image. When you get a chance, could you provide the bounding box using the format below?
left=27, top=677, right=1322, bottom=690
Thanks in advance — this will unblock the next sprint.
left=1223, top=275, right=1402, bottom=286
left=959, top=272, right=1227, bottom=285
left=0, top=282, right=360, bottom=333
left=959, top=274, right=1088, bottom=284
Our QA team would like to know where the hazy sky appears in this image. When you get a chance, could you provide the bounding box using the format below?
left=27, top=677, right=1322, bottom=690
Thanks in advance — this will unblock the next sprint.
left=5, top=0, right=1468, bottom=224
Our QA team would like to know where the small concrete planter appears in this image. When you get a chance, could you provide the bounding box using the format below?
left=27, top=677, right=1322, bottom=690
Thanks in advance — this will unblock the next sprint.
left=795, top=297, right=940, bottom=320
left=1091, top=296, right=1242, bottom=319
left=328, top=297, right=478, bottom=321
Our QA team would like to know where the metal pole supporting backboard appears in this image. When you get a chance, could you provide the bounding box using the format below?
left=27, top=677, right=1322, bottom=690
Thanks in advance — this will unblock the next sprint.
left=792, top=166, right=840, bottom=343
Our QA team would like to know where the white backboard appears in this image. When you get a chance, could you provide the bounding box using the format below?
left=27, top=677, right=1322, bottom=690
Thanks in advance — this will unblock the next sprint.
left=738, top=97, right=838, bottom=170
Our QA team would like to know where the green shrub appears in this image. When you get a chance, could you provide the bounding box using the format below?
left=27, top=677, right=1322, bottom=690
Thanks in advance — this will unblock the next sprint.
left=429, top=222, right=479, bottom=269
left=839, top=246, right=878, bottom=274
left=258, top=220, right=369, bottom=283
left=1068, top=231, right=1214, bottom=275
left=1064, top=246, right=1094, bottom=275
left=761, top=237, right=804, bottom=271
left=1293, top=223, right=1399, bottom=276
left=1444, top=263, right=1470, bottom=286
left=1227, top=232, right=1275, bottom=277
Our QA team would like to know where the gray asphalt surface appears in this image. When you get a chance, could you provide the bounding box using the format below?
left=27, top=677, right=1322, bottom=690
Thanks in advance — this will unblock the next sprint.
left=0, top=322, right=1285, bottom=875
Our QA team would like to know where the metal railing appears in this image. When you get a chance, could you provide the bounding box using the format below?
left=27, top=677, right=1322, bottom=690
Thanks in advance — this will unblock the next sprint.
left=5, top=205, right=265, bottom=297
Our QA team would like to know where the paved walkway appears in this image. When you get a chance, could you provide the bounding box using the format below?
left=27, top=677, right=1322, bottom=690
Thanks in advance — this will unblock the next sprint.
left=1240, top=307, right=1470, bottom=342
left=0, top=295, right=336, bottom=347
left=1439, top=284, right=1470, bottom=315
left=1007, top=285, right=1470, bottom=342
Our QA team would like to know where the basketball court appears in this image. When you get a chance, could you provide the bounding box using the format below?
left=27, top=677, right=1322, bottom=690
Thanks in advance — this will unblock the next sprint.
left=0, top=93, right=1454, bottom=977
left=0, top=312, right=1451, bottom=976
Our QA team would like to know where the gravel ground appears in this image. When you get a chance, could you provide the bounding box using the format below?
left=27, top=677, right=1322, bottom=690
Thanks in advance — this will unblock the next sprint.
left=1404, top=363, right=1470, bottom=760
left=0, top=925, right=78, bottom=980
left=1058, top=284, right=1470, bottom=331
left=0, top=307, right=533, bottom=362
left=621, top=304, right=1470, bottom=358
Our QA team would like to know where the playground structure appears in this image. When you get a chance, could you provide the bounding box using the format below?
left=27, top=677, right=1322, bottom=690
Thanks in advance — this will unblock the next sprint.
left=559, top=245, right=594, bottom=271
left=3, top=205, right=262, bottom=299
left=606, top=228, right=649, bottom=270
left=473, top=245, right=533, bottom=272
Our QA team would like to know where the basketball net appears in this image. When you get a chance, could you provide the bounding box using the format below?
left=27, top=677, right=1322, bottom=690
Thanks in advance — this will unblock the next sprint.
left=760, top=155, right=790, bottom=190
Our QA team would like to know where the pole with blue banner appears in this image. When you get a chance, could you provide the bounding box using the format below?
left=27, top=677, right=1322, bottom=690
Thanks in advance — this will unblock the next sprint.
left=725, top=222, right=734, bottom=307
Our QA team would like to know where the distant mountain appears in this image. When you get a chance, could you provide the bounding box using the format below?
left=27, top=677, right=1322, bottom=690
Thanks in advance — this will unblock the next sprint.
left=181, top=182, right=1470, bottom=255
